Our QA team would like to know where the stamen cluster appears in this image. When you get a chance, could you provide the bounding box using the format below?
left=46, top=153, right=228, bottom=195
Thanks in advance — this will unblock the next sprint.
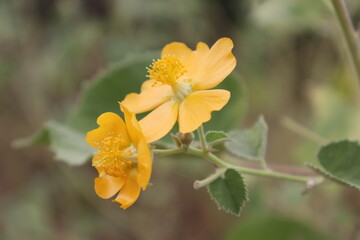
left=92, top=136, right=136, bottom=177
left=147, top=56, right=187, bottom=86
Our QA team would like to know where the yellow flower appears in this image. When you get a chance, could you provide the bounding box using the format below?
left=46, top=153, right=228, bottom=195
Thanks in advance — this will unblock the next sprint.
left=86, top=105, right=152, bottom=209
left=122, top=38, right=236, bottom=142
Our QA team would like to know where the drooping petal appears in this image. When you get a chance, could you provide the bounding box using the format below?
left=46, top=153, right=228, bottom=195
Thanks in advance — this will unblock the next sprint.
left=121, top=104, right=142, bottom=146
left=178, top=89, right=231, bottom=133
left=188, top=38, right=236, bottom=90
left=161, top=42, right=193, bottom=60
left=86, top=112, right=131, bottom=150
left=136, top=139, right=152, bottom=190
left=121, top=84, right=172, bottom=114
left=139, top=101, right=179, bottom=143
left=94, top=175, right=125, bottom=199
left=113, top=170, right=141, bottom=209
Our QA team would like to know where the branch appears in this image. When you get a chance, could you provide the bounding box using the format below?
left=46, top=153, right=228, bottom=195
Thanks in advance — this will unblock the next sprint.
left=331, top=0, right=360, bottom=84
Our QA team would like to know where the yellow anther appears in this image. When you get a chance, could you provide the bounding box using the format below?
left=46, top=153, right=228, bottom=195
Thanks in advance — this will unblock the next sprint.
left=93, top=137, right=136, bottom=177
left=147, top=56, right=187, bottom=86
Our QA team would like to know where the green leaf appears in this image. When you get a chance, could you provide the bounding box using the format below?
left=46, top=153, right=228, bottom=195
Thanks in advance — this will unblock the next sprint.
left=12, top=128, right=49, bottom=148
left=225, top=116, right=268, bottom=161
left=67, top=52, right=157, bottom=133
left=310, top=140, right=360, bottom=190
left=205, top=131, right=230, bottom=146
left=208, top=169, right=248, bottom=216
left=46, top=121, right=94, bottom=165
left=15, top=121, right=94, bottom=166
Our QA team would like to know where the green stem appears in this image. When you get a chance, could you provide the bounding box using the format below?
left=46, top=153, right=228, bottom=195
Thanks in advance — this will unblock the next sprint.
left=188, top=146, right=227, bottom=167
left=194, top=168, right=226, bottom=189
left=155, top=126, right=319, bottom=184
left=282, top=116, right=329, bottom=145
left=197, top=125, right=207, bottom=151
left=153, top=147, right=186, bottom=156
left=232, top=165, right=310, bottom=183
left=331, top=0, right=360, bottom=84
left=259, top=157, right=269, bottom=170
left=187, top=147, right=311, bottom=183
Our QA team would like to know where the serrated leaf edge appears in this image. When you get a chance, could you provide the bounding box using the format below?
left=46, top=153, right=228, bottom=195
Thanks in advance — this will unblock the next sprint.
left=207, top=169, right=249, bottom=216
left=306, top=163, right=360, bottom=190
left=225, top=116, right=268, bottom=161
left=206, top=130, right=231, bottom=147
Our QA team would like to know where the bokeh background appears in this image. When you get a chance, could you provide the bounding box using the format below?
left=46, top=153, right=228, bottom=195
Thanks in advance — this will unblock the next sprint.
left=2, top=0, right=360, bottom=239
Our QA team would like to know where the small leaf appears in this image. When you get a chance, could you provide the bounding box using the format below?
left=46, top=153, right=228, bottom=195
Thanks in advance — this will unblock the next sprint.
left=208, top=169, right=249, bottom=216
left=306, top=163, right=347, bottom=187
left=310, top=140, right=360, bottom=190
left=206, top=131, right=230, bottom=146
left=46, top=121, right=94, bottom=166
left=15, top=121, right=94, bottom=166
left=225, top=116, right=268, bottom=161
left=12, top=128, right=49, bottom=148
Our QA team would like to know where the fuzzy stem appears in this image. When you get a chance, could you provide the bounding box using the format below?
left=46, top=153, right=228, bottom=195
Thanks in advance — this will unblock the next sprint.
left=194, top=168, right=226, bottom=189
left=155, top=126, right=321, bottom=185
left=197, top=125, right=207, bottom=151
left=331, top=0, right=360, bottom=84
left=259, top=157, right=269, bottom=170
left=187, top=147, right=313, bottom=184
left=153, top=147, right=186, bottom=156
left=282, top=116, right=329, bottom=145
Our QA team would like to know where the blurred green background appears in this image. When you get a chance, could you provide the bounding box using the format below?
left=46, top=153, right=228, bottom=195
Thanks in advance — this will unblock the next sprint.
left=2, top=0, right=360, bottom=239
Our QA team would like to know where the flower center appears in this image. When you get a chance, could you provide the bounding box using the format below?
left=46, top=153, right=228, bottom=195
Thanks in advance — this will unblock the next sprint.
left=93, top=136, right=137, bottom=177
left=147, top=56, right=187, bottom=86
left=173, top=81, right=192, bottom=102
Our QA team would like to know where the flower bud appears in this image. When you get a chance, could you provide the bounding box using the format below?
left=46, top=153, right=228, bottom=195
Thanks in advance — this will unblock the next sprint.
left=173, top=132, right=194, bottom=148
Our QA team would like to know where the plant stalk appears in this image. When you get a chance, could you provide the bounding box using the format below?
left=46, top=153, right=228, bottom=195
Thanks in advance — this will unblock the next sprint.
left=156, top=126, right=321, bottom=185
left=194, top=168, right=226, bottom=189
left=197, top=125, right=207, bottom=151
left=331, top=0, right=360, bottom=84
left=153, top=147, right=186, bottom=156
left=187, top=147, right=312, bottom=184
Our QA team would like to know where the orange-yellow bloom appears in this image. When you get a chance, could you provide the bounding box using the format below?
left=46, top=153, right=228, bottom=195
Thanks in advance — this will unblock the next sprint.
left=122, top=38, right=236, bottom=142
left=86, top=106, right=152, bottom=209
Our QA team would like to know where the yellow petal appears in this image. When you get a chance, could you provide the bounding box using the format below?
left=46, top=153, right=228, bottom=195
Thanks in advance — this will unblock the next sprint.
left=120, top=105, right=152, bottom=189
left=141, top=80, right=156, bottom=91
left=161, top=42, right=192, bottom=60
left=178, top=89, right=231, bottom=133
left=195, top=42, right=209, bottom=60
left=121, top=104, right=143, bottom=146
left=188, top=38, right=236, bottom=90
left=113, top=170, right=141, bottom=209
left=86, top=112, right=130, bottom=150
left=139, top=101, right=179, bottom=143
left=121, top=84, right=172, bottom=114
left=92, top=154, right=103, bottom=174
left=94, top=175, right=125, bottom=199
left=136, top=138, right=152, bottom=190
